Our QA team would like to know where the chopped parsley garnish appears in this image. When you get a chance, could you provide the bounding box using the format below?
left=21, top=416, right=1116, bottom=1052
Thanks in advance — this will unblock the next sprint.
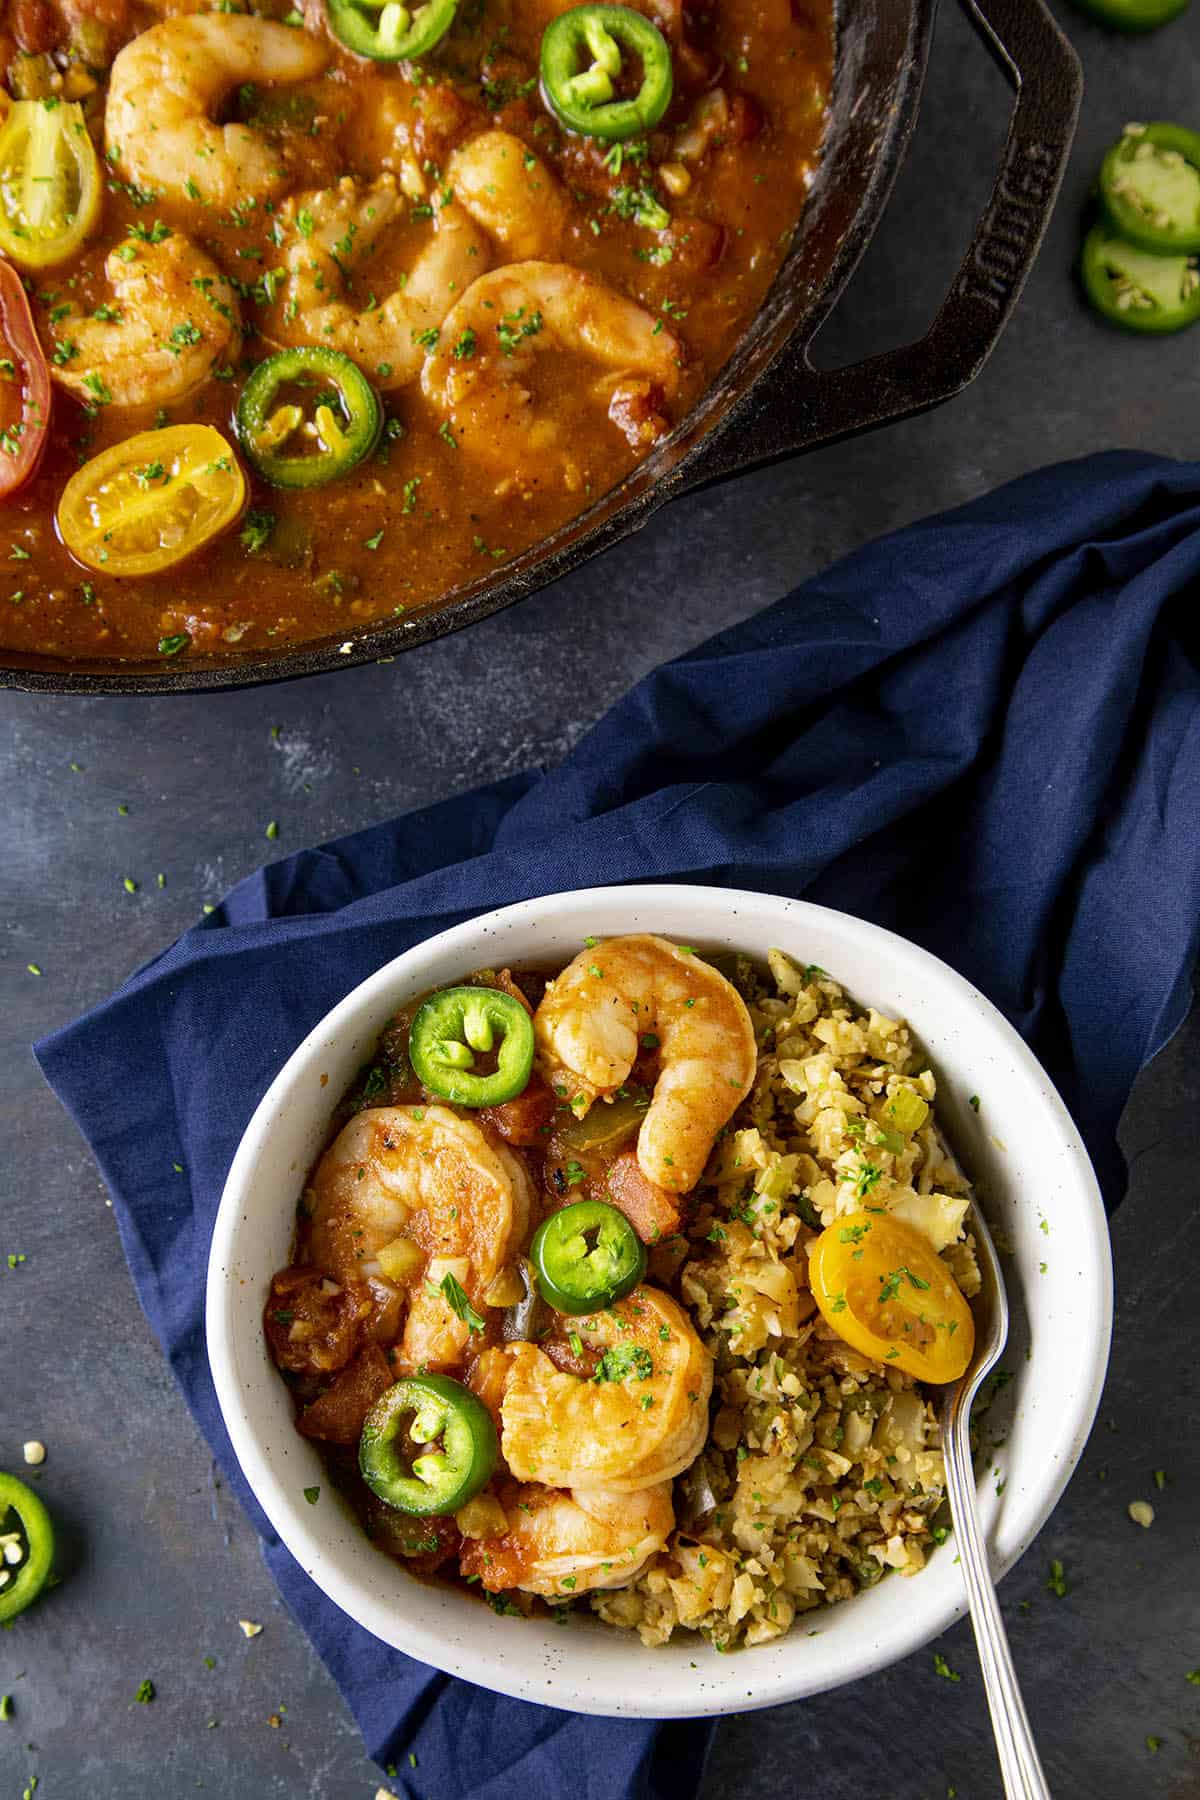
left=593, top=1344, right=653, bottom=1383
left=496, top=307, right=543, bottom=356
left=610, top=183, right=670, bottom=231
left=932, top=1652, right=960, bottom=1682
left=602, top=138, right=648, bottom=175
left=82, top=372, right=113, bottom=405
left=854, top=1161, right=883, bottom=1199
left=878, top=1264, right=929, bottom=1301
left=437, top=1271, right=485, bottom=1334
left=239, top=509, right=276, bottom=554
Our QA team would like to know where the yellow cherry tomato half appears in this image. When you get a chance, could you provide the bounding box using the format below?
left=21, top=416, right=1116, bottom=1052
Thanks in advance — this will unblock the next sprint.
left=57, top=425, right=246, bottom=577
left=0, top=99, right=101, bottom=271
left=809, top=1208, right=975, bottom=1383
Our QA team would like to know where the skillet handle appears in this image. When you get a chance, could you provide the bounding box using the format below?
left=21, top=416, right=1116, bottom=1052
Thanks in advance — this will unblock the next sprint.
left=673, top=0, right=1082, bottom=495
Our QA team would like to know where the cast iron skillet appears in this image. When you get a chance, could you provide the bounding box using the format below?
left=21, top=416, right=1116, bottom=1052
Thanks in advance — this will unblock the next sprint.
left=4, top=0, right=1081, bottom=694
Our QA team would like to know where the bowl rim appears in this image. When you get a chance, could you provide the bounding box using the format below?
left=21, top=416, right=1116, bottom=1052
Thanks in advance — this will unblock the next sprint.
left=206, top=883, right=1113, bottom=1716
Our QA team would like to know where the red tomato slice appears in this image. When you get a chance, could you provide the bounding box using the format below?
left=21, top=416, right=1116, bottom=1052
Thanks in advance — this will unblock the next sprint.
left=0, top=259, right=51, bottom=499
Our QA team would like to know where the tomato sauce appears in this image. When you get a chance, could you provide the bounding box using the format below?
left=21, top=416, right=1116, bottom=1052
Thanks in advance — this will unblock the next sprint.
left=0, top=0, right=833, bottom=666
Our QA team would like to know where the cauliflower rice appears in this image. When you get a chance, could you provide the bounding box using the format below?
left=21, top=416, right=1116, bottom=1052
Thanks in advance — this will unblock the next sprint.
left=592, top=949, right=980, bottom=1651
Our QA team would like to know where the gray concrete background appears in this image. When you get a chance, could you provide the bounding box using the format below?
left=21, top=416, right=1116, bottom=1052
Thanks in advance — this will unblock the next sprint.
left=3, top=2, right=1199, bottom=1794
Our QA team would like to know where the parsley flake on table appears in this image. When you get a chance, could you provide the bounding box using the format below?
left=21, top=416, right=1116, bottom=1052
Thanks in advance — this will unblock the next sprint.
left=134, top=1678, right=155, bottom=1703
left=932, top=1652, right=961, bottom=1681
left=1046, top=1558, right=1068, bottom=1598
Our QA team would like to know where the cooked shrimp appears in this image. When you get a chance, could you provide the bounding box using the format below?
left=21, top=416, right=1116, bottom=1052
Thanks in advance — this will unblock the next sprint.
left=306, top=1105, right=531, bottom=1371
left=447, top=131, right=570, bottom=260
left=420, top=262, right=682, bottom=489
left=106, top=15, right=327, bottom=211
left=535, top=934, right=756, bottom=1194
left=263, top=176, right=490, bottom=391
left=459, top=1481, right=674, bottom=1598
left=49, top=232, right=240, bottom=408
left=500, top=1285, right=712, bottom=1491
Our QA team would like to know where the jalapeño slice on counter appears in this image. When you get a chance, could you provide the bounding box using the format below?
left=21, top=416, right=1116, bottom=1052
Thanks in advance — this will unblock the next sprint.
left=408, top=986, right=535, bottom=1106
left=1080, top=222, right=1200, bottom=332
left=236, top=348, right=382, bottom=489
left=1099, top=123, right=1200, bottom=255
left=0, top=1472, right=55, bottom=1624
left=540, top=4, right=673, bottom=141
left=1071, top=0, right=1189, bottom=27
left=531, top=1198, right=647, bottom=1314
left=325, top=0, right=456, bottom=60
left=359, top=1375, right=497, bottom=1515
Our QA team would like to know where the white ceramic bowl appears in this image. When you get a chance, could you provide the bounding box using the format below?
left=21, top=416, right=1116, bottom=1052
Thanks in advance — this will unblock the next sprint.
left=206, top=885, right=1112, bottom=1718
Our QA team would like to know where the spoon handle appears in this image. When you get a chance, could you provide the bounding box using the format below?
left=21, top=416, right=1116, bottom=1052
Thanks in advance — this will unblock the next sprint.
left=943, top=1393, right=1052, bottom=1799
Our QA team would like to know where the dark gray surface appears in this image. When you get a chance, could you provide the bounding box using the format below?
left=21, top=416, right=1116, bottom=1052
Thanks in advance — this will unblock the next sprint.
left=3, top=2, right=1199, bottom=1795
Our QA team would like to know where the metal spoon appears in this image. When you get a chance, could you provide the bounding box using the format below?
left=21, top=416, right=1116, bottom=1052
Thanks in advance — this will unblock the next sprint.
left=940, top=1199, right=1051, bottom=1799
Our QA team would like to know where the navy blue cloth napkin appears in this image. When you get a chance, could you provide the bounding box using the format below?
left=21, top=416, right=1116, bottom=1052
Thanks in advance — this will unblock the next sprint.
left=35, top=448, right=1200, bottom=1794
